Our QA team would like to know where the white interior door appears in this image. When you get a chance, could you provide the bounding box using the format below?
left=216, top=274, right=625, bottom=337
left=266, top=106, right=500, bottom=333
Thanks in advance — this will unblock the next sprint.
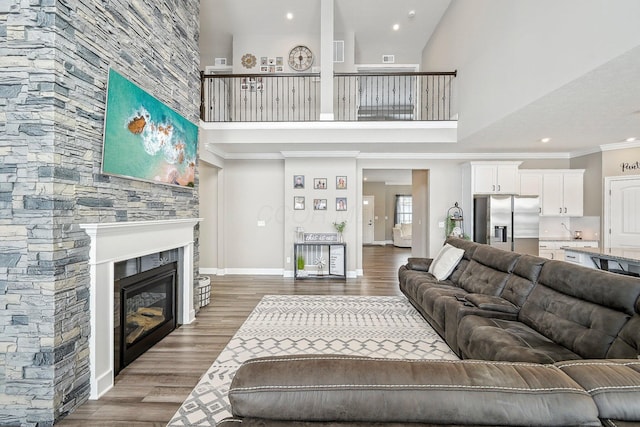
left=362, top=196, right=375, bottom=244
left=606, top=176, right=640, bottom=248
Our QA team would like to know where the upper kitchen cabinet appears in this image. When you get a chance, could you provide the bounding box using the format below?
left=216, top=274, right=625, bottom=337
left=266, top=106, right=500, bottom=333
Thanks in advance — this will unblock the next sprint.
left=518, top=170, right=543, bottom=196
left=541, top=170, right=584, bottom=216
left=470, top=162, right=521, bottom=194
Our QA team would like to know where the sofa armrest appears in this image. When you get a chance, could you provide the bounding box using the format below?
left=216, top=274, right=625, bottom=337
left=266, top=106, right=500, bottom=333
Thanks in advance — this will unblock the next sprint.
left=464, top=294, right=519, bottom=314
left=405, top=257, right=432, bottom=272
left=229, top=355, right=599, bottom=425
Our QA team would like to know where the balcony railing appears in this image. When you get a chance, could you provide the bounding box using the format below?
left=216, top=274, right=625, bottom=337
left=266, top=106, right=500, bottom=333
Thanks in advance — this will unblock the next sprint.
left=201, top=71, right=456, bottom=123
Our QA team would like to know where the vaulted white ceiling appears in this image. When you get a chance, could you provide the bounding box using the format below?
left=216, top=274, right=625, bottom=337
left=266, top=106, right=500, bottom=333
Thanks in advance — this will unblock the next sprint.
left=199, top=1, right=640, bottom=161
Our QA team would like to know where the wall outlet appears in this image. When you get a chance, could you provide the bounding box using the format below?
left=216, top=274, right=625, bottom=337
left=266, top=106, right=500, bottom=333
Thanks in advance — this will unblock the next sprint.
left=286, top=257, right=291, bottom=264
left=257, top=220, right=266, bottom=227
left=438, top=221, right=445, bottom=228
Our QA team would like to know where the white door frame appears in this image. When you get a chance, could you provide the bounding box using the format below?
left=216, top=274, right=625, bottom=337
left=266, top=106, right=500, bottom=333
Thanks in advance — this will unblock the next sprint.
left=603, top=174, right=640, bottom=248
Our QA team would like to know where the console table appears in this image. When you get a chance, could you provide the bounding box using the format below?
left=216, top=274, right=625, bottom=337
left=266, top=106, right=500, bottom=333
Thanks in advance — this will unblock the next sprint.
left=294, top=243, right=346, bottom=280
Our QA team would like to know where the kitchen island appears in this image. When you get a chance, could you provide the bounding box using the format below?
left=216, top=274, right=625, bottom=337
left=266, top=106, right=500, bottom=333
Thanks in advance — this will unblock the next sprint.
left=564, top=246, right=640, bottom=276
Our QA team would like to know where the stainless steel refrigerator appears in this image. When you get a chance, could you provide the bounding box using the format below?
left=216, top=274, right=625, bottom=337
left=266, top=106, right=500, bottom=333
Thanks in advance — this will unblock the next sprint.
left=473, top=195, right=540, bottom=256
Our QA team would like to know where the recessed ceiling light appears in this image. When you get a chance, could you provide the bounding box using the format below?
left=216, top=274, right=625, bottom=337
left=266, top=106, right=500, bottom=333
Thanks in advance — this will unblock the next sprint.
left=540, top=137, right=551, bottom=143
left=408, top=10, right=416, bottom=18
left=393, top=24, right=400, bottom=31
left=363, top=177, right=368, bottom=181
left=286, top=12, right=293, bottom=20
left=626, top=137, right=637, bottom=142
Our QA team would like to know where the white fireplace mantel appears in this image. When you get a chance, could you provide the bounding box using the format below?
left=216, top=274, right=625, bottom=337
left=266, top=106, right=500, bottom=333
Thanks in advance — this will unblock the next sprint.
left=80, top=218, right=202, bottom=399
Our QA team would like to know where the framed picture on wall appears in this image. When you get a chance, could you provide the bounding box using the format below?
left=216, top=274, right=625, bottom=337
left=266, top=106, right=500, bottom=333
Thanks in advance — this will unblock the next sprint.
left=294, top=196, right=305, bottom=210
left=293, top=175, right=305, bottom=189
left=336, top=197, right=347, bottom=211
left=313, top=199, right=327, bottom=210
left=314, top=178, right=327, bottom=189
left=336, top=176, right=347, bottom=189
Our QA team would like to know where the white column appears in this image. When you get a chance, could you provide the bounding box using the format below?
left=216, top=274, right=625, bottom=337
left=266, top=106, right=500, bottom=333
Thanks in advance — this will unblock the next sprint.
left=320, top=0, right=334, bottom=120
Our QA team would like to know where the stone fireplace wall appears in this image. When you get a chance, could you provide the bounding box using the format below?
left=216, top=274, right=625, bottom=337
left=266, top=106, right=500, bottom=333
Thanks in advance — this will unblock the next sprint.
left=1, top=1, right=200, bottom=425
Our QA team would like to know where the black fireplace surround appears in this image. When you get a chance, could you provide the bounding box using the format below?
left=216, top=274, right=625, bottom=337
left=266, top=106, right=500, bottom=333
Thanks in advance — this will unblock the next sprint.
left=114, top=262, right=177, bottom=375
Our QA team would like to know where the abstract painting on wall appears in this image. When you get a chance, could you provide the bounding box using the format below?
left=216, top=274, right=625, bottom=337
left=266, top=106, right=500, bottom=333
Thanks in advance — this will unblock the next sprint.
left=102, top=68, right=198, bottom=188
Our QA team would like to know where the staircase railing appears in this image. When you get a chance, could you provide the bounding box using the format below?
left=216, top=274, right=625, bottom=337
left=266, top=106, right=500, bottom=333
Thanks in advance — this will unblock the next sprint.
left=201, top=71, right=456, bottom=122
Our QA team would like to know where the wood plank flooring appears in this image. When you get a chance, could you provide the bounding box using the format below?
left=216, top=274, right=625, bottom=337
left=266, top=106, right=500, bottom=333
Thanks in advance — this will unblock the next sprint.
left=57, top=245, right=411, bottom=426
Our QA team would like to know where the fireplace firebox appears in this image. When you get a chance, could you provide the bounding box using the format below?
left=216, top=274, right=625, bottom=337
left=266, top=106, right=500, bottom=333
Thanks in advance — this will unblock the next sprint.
left=114, top=261, right=177, bottom=375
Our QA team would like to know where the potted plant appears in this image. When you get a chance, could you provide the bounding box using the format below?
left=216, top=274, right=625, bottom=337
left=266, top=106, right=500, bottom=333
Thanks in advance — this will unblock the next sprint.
left=333, top=221, right=346, bottom=242
left=297, top=256, right=305, bottom=272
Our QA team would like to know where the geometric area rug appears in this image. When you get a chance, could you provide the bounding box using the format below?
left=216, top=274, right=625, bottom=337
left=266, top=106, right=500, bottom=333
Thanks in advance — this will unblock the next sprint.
left=166, top=295, right=459, bottom=426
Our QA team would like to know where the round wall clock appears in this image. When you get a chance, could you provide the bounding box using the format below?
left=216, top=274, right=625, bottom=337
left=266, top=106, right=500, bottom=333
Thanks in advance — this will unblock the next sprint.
left=288, top=45, right=314, bottom=71
left=241, top=53, right=257, bottom=69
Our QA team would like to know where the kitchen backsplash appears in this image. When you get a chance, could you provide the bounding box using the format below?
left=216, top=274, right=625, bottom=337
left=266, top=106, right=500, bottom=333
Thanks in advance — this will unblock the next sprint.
left=539, top=216, right=600, bottom=241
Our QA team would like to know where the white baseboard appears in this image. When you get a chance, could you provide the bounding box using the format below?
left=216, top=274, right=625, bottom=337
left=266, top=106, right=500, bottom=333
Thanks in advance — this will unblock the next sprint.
left=202, top=268, right=360, bottom=278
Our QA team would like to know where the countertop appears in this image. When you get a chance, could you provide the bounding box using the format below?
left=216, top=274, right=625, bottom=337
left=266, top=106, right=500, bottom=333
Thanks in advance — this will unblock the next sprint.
left=539, top=239, right=598, bottom=242
left=564, top=247, right=640, bottom=264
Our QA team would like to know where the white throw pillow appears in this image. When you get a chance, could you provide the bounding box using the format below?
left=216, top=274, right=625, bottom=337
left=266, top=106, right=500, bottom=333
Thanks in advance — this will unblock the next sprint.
left=428, top=243, right=465, bottom=281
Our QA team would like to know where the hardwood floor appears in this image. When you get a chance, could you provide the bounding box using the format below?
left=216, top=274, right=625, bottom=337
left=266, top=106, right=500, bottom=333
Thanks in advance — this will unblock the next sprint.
left=58, top=245, right=411, bottom=426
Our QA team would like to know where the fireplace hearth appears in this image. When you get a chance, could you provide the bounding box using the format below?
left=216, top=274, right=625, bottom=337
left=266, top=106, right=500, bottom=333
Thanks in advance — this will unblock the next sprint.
left=114, top=261, right=177, bottom=375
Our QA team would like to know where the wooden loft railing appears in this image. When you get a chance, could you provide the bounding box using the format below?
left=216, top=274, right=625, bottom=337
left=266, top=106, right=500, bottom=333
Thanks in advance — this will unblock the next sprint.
left=200, top=71, right=457, bottom=123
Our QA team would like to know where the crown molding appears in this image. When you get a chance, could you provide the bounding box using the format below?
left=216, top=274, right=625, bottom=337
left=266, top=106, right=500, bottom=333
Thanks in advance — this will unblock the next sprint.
left=281, top=151, right=360, bottom=158
left=599, top=141, right=640, bottom=152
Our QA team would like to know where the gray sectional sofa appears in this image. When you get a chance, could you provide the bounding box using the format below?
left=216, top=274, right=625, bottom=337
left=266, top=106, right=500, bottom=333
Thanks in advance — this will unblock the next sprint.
left=218, top=238, right=640, bottom=426
left=399, top=237, right=640, bottom=363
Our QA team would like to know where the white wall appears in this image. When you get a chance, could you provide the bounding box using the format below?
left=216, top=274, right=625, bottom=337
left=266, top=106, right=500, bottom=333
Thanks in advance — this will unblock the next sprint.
left=423, top=0, right=640, bottom=139
left=199, top=162, right=219, bottom=271
left=284, top=157, right=357, bottom=276
left=222, top=159, right=285, bottom=272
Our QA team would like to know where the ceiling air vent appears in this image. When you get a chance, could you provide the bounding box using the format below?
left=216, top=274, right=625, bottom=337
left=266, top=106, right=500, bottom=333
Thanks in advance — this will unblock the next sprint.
left=382, top=54, right=395, bottom=64
left=333, top=40, right=345, bottom=63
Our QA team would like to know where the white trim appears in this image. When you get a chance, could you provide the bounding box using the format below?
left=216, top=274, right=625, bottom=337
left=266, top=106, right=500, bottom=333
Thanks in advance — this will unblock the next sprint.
left=319, top=113, right=335, bottom=121
left=355, top=268, right=364, bottom=277
left=600, top=141, right=640, bottom=152
left=199, top=267, right=219, bottom=275
left=200, top=120, right=456, bottom=131
left=222, top=268, right=285, bottom=275
left=281, top=151, right=360, bottom=158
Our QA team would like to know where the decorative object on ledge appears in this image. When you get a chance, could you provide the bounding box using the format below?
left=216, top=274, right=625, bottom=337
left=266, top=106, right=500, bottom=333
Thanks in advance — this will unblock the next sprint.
left=446, top=202, right=465, bottom=238
left=333, top=220, right=346, bottom=242
left=241, top=53, right=257, bottom=69
left=304, top=233, right=338, bottom=243
left=102, top=68, right=198, bottom=188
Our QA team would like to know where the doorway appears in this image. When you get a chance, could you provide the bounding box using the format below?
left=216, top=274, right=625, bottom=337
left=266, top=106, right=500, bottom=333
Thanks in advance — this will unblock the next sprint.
left=604, top=175, right=640, bottom=248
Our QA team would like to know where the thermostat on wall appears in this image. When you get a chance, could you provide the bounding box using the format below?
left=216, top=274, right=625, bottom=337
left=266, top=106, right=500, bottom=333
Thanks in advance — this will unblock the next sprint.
left=214, top=57, right=227, bottom=66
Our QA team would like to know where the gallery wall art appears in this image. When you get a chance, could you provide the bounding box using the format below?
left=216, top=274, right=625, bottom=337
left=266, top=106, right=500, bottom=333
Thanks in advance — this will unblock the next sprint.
left=102, top=68, right=199, bottom=188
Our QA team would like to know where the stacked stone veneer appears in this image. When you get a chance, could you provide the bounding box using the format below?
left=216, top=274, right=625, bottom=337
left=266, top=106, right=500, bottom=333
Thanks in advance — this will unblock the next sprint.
left=0, top=0, right=200, bottom=425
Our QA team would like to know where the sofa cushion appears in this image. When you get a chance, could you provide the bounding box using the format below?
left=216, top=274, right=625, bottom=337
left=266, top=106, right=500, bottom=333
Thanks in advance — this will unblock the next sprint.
left=555, top=360, right=640, bottom=422
left=400, top=222, right=412, bottom=237
left=229, top=355, right=600, bottom=426
left=457, top=246, right=520, bottom=295
left=499, top=254, right=546, bottom=307
left=457, top=315, right=581, bottom=363
left=428, top=244, right=464, bottom=281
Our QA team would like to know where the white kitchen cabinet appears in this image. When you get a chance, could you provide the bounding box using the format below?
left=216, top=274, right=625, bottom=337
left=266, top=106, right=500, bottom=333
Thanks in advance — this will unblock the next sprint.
left=538, top=241, right=564, bottom=260
left=541, top=170, right=584, bottom=216
left=471, top=162, right=520, bottom=194
left=539, top=240, right=598, bottom=261
left=518, top=171, right=543, bottom=197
